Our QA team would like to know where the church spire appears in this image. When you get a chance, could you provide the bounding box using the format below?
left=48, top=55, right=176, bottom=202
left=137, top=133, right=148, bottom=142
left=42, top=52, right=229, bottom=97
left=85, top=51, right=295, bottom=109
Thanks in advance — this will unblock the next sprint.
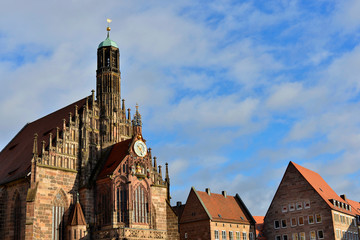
left=97, top=19, right=122, bottom=148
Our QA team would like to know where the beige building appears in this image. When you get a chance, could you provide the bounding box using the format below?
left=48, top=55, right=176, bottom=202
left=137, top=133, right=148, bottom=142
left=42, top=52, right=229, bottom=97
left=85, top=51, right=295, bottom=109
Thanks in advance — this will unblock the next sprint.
left=264, top=161, right=359, bottom=240
left=178, top=187, right=256, bottom=240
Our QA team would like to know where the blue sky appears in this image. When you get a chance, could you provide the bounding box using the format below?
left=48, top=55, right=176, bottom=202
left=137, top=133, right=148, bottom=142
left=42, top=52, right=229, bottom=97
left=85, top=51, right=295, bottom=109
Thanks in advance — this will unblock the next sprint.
left=1, top=0, right=360, bottom=216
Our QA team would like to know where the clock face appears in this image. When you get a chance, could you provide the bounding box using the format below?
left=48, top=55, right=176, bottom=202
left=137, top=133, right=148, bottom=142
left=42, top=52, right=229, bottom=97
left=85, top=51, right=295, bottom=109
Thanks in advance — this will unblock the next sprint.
left=134, top=140, right=147, bottom=157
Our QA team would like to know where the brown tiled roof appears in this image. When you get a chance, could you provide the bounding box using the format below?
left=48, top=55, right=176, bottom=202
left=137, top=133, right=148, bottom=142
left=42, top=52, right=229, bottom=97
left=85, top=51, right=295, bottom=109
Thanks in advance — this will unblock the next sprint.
left=196, top=190, right=251, bottom=223
left=172, top=203, right=186, bottom=221
left=0, top=98, right=87, bottom=185
left=292, top=161, right=358, bottom=216
left=97, top=139, right=132, bottom=180
left=69, top=202, right=86, bottom=226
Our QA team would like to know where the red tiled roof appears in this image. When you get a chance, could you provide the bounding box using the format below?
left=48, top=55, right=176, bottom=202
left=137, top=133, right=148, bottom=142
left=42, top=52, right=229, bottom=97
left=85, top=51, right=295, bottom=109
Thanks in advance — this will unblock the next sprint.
left=69, top=202, right=86, bottom=226
left=347, top=199, right=360, bottom=215
left=0, top=98, right=87, bottom=185
left=253, top=216, right=266, bottom=240
left=253, top=216, right=264, bottom=223
left=196, top=190, right=251, bottom=223
left=97, top=139, right=132, bottom=179
left=291, top=161, right=358, bottom=216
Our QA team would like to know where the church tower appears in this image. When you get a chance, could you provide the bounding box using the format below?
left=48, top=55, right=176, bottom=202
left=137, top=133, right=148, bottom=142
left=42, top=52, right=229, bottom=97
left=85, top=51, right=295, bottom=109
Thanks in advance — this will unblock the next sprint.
left=96, top=22, right=130, bottom=149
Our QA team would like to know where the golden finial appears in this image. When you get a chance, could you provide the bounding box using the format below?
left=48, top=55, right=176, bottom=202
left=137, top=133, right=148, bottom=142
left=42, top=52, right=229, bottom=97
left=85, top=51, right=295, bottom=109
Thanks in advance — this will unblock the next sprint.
left=107, top=18, right=112, bottom=32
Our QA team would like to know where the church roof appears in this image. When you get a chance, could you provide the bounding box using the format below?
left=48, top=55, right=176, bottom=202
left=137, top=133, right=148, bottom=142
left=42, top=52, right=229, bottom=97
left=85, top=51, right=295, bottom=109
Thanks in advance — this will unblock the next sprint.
left=98, top=36, right=118, bottom=49
left=0, top=97, right=87, bottom=185
left=97, top=139, right=132, bottom=180
left=291, top=161, right=359, bottom=216
left=68, top=201, right=86, bottom=226
left=195, top=188, right=253, bottom=224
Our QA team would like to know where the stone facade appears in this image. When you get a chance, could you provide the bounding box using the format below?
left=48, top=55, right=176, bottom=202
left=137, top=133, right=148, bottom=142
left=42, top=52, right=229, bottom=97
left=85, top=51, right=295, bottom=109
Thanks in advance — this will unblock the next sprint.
left=0, top=28, right=179, bottom=240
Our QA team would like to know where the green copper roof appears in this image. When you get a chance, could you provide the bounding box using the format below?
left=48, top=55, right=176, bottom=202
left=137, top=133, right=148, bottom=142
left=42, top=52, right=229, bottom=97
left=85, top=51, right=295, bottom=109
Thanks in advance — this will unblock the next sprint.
left=98, top=36, right=118, bottom=49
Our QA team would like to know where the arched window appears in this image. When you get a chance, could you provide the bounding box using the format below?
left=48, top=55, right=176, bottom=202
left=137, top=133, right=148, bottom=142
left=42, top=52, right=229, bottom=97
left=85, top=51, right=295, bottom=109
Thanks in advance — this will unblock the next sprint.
left=14, top=193, right=21, bottom=240
left=133, top=185, right=148, bottom=224
left=52, top=190, right=66, bottom=240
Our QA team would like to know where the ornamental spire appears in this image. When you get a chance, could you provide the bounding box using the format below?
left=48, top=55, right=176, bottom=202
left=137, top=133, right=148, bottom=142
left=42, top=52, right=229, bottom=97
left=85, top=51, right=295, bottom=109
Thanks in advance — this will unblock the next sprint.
left=132, top=104, right=142, bottom=127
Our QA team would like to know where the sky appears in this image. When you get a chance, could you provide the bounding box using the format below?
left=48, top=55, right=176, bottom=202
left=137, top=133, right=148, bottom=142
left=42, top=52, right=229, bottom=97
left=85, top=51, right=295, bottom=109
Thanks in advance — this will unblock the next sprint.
left=1, top=0, right=360, bottom=216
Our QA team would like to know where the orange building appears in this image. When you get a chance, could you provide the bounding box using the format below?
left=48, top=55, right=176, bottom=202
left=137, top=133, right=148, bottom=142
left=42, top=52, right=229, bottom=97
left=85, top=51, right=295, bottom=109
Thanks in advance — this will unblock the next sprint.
left=179, top=187, right=256, bottom=240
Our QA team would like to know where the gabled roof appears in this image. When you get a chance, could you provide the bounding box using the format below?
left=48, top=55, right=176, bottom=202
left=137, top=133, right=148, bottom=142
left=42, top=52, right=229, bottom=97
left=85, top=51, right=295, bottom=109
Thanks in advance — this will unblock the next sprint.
left=97, top=139, right=132, bottom=180
left=68, top=201, right=86, bottom=226
left=291, top=161, right=358, bottom=216
left=195, top=189, right=252, bottom=224
left=0, top=97, right=87, bottom=185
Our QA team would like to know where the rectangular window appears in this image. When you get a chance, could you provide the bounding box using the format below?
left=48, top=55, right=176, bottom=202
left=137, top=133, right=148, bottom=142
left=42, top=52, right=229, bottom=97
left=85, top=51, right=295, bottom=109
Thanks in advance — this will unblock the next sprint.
left=336, top=229, right=341, bottom=239
left=242, top=232, right=247, bottom=240
left=296, top=202, right=303, bottom=210
left=304, top=201, right=310, bottom=209
left=222, top=230, right=227, bottom=240
left=292, top=233, right=299, bottom=240
left=275, top=236, right=281, bottom=240
left=283, top=235, right=288, bottom=240
left=308, top=215, right=314, bottom=224
left=289, top=203, right=295, bottom=211
left=298, top=216, right=304, bottom=225
left=236, top=231, right=240, bottom=240
left=310, top=231, right=316, bottom=240
left=274, top=220, right=280, bottom=229
left=299, top=232, right=305, bottom=240
left=229, top=231, right=233, bottom=240
left=282, top=205, right=288, bottom=213
left=281, top=219, right=287, bottom=228
left=215, top=230, right=219, bottom=240
left=249, top=232, right=253, bottom=240
left=315, top=214, right=322, bottom=223
left=185, top=233, right=188, bottom=239
left=291, top=217, right=297, bottom=227
left=317, top=230, right=324, bottom=239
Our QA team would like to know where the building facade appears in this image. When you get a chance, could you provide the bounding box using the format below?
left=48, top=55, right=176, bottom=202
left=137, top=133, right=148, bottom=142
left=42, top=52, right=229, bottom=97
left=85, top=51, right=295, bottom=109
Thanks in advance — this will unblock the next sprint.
left=264, top=161, right=359, bottom=240
left=0, top=27, right=179, bottom=240
left=178, top=187, right=256, bottom=240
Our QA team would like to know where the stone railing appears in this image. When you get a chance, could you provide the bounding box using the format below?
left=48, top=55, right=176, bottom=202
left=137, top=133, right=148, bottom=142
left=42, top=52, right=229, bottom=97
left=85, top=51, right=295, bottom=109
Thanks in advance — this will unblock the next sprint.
left=94, top=227, right=166, bottom=239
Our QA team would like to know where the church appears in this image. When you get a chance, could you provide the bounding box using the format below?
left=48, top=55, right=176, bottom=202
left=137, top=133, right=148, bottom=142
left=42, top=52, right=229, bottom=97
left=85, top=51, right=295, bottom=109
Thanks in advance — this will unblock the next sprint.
left=0, top=24, right=179, bottom=240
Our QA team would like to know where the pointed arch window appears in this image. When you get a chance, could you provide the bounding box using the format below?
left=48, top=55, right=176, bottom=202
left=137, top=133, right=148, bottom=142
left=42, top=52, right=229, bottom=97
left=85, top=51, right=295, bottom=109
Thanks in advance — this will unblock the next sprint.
left=14, top=193, right=21, bottom=240
left=52, top=191, right=66, bottom=240
left=133, top=185, right=148, bottom=223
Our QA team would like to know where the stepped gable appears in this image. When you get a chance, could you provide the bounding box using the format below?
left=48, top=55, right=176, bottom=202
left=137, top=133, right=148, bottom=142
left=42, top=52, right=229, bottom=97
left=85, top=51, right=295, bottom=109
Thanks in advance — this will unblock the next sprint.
left=69, top=201, right=86, bottom=226
left=97, top=138, right=132, bottom=180
left=291, top=161, right=358, bottom=216
left=0, top=97, right=87, bottom=185
left=196, top=190, right=251, bottom=223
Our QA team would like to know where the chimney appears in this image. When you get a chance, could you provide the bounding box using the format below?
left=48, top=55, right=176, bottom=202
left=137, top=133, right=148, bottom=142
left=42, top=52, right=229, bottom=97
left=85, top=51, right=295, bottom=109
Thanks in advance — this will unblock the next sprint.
left=340, top=194, right=347, bottom=201
left=222, top=191, right=227, bottom=198
left=177, top=201, right=182, bottom=207
left=205, top=188, right=211, bottom=196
